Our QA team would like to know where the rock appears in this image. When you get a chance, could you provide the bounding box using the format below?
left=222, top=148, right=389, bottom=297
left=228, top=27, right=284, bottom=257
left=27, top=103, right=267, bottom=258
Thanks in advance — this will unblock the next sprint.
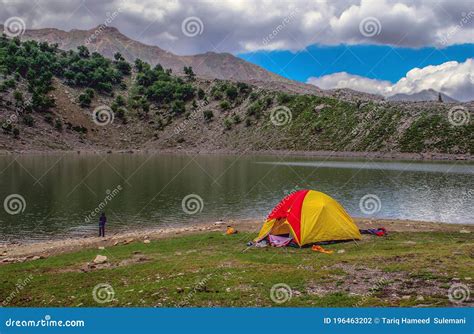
left=464, top=277, right=472, bottom=280
left=337, top=249, right=345, bottom=254
left=404, top=241, right=417, bottom=245
left=32, top=256, right=41, bottom=261
left=459, top=229, right=471, bottom=234
left=113, top=241, right=119, bottom=246
left=452, top=277, right=460, bottom=281
left=98, top=246, right=105, bottom=250
left=401, top=295, right=411, bottom=300
left=143, top=239, right=151, bottom=244
left=226, top=287, right=231, bottom=292
left=176, top=287, right=184, bottom=293
left=416, top=295, right=424, bottom=301
left=93, top=255, right=108, bottom=264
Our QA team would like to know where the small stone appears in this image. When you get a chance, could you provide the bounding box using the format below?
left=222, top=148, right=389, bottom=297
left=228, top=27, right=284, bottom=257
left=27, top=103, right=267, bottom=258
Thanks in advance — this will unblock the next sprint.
left=226, top=287, right=231, bottom=292
left=143, top=240, right=151, bottom=244
left=98, top=246, right=105, bottom=250
left=464, top=277, right=472, bottom=280
left=401, top=295, right=411, bottom=300
left=416, top=295, right=424, bottom=301
left=93, top=255, right=108, bottom=264
left=32, top=256, right=41, bottom=261
left=176, top=287, right=184, bottom=293
left=337, top=249, right=345, bottom=254
left=459, top=229, right=471, bottom=234
left=452, top=277, right=460, bottom=281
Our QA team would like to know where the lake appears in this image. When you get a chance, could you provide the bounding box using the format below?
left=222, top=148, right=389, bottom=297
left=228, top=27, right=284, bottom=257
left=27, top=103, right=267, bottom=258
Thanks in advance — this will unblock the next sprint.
left=0, top=153, right=472, bottom=243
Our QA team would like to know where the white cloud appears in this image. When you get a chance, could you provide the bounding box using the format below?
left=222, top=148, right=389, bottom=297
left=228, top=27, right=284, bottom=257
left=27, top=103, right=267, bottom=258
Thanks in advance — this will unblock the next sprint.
left=307, top=58, right=474, bottom=101
left=0, top=0, right=473, bottom=54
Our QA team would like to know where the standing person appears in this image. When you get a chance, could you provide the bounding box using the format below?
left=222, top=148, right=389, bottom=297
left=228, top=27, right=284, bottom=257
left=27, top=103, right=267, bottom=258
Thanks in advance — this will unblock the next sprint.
left=99, top=212, right=107, bottom=237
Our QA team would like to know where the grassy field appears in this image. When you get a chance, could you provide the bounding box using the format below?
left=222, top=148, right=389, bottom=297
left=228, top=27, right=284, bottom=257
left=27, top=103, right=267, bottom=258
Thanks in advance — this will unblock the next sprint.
left=1, top=230, right=472, bottom=307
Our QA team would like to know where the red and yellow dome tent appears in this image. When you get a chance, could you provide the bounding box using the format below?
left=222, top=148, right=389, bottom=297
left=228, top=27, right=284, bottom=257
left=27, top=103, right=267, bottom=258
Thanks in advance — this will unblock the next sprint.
left=255, top=190, right=361, bottom=247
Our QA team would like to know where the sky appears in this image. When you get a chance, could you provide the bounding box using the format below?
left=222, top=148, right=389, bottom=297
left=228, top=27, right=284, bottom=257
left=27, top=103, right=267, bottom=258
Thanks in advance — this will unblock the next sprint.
left=1, top=0, right=473, bottom=100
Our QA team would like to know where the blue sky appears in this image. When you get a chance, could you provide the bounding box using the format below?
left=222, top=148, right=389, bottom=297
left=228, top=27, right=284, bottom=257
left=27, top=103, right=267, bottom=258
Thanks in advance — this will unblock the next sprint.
left=239, top=44, right=474, bottom=84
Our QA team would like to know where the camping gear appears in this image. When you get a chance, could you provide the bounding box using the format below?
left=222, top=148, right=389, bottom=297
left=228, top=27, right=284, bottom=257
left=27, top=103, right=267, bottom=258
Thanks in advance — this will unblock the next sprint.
left=226, top=226, right=238, bottom=235
left=268, top=235, right=292, bottom=247
left=360, top=227, right=387, bottom=236
left=311, top=245, right=334, bottom=254
left=255, top=190, right=361, bottom=247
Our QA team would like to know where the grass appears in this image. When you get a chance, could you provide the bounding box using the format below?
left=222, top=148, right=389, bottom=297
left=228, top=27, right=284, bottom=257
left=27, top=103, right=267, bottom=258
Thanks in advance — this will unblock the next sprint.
left=0, top=231, right=472, bottom=307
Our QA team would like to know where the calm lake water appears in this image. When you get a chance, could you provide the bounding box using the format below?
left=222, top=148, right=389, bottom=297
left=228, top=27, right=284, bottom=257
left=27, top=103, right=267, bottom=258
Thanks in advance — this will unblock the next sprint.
left=0, top=153, right=473, bottom=243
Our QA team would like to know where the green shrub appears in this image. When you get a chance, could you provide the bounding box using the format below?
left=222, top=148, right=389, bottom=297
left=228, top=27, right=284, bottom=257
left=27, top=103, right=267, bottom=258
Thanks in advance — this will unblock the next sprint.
left=22, top=114, right=34, bottom=126
left=220, top=100, right=231, bottom=110
left=203, top=110, right=214, bottom=122
left=225, top=86, right=238, bottom=101
left=54, top=118, right=63, bottom=131
left=232, top=114, right=241, bottom=124
left=223, top=118, right=232, bottom=130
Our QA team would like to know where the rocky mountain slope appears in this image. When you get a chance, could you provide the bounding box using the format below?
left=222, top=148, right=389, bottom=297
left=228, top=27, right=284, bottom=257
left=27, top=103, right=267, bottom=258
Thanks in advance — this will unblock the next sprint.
left=0, top=34, right=472, bottom=156
left=15, top=25, right=287, bottom=83
left=387, top=89, right=458, bottom=103
left=10, top=25, right=389, bottom=100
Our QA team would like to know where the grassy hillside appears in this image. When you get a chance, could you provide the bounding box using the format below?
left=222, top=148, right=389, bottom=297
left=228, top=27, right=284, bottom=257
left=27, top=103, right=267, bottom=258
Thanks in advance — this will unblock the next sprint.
left=0, top=230, right=472, bottom=307
left=0, top=35, right=472, bottom=154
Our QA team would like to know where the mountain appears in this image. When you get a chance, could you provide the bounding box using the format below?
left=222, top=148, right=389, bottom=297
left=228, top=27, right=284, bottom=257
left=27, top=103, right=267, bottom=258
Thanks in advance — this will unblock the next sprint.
left=387, top=89, right=458, bottom=102
left=15, top=25, right=291, bottom=84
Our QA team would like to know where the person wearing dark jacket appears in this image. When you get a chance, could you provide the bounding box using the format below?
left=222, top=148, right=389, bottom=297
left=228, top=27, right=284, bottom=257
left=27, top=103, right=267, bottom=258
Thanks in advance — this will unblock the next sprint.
left=99, top=212, right=107, bottom=237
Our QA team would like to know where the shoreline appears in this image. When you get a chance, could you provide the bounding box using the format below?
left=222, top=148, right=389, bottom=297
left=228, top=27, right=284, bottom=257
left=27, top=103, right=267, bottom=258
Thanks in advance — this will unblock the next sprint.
left=1, top=218, right=472, bottom=264
left=0, top=148, right=472, bottom=161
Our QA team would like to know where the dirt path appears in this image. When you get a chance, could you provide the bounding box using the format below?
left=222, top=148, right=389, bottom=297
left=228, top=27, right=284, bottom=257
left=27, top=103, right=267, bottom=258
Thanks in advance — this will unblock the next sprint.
left=1, top=218, right=472, bottom=264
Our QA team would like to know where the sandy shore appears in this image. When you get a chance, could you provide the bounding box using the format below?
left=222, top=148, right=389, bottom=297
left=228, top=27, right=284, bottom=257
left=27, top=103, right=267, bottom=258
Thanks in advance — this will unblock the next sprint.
left=0, top=148, right=472, bottom=161
left=1, top=218, right=472, bottom=264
